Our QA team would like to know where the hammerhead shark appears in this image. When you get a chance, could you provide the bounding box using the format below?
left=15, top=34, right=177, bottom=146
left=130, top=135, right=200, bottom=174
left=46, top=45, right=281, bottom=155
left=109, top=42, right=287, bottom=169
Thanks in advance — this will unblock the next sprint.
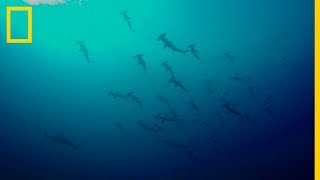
left=126, top=91, right=143, bottom=109
left=190, top=99, right=199, bottom=112
left=120, top=10, right=134, bottom=32
left=108, top=91, right=129, bottom=101
left=44, top=132, right=79, bottom=151
left=136, top=120, right=163, bottom=133
left=187, top=44, right=200, bottom=60
left=222, top=102, right=251, bottom=121
left=168, top=76, right=189, bottom=92
left=157, top=33, right=188, bottom=54
left=161, top=61, right=175, bottom=77
left=168, top=110, right=183, bottom=123
left=156, top=95, right=174, bottom=110
left=76, top=41, right=93, bottom=63
left=222, top=102, right=243, bottom=117
left=225, top=52, right=235, bottom=64
left=133, top=54, right=146, bottom=74
left=154, top=110, right=183, bottom=125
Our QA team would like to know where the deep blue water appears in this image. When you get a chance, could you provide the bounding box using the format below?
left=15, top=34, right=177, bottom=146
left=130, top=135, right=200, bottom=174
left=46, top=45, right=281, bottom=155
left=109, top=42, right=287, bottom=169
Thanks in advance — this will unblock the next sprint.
left=0, top=0, right=314, bottom=179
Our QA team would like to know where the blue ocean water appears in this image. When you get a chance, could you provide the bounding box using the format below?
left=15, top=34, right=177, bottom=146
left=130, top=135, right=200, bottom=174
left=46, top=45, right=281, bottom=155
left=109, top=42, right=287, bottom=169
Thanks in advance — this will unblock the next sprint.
left=0, top=0, right=314, bottom=179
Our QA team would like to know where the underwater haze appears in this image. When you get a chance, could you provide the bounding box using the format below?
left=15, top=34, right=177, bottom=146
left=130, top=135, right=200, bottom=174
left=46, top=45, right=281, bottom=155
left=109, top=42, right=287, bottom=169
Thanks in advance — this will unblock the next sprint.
left=0, top=0, right=314, bottom=179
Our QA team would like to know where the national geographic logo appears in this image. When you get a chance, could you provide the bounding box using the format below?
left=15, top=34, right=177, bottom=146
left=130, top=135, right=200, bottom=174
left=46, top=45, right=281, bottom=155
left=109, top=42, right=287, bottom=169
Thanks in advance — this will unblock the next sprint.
left=6, top=6, right=32, bottom=44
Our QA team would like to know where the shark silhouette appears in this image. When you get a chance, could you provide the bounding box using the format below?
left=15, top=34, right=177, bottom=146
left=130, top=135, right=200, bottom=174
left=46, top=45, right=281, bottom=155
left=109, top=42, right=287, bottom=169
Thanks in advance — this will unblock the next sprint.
left=134, top=54, right=146, bottom=74
left=44, top=132, right=79, bottom=151
left=168, top=76, right=189, bottom=92
left=156, top=95, right=174, bottom=110
left=190, top=99, right=199, bottom=112
left=222, top=102, right=251, bottom=121
left=76, top=41, right=93, bottom=63
left=157, top=33, right=188, bottom=54
left=225, top=52, right=235, bottom=64
left=126, top=91, right=143, bottom=109
left=120, top=10, right=134, bottom=32
left=108, top=91, right=129, bottom=101
left=161, top=61, right=175, bottom=77
left=188, top=44, right=200, bottom=60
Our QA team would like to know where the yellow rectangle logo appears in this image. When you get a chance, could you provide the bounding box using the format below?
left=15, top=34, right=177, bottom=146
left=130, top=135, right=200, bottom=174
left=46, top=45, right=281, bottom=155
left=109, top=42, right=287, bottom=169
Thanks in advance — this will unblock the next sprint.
left=6, top=6, right=32, bottom=44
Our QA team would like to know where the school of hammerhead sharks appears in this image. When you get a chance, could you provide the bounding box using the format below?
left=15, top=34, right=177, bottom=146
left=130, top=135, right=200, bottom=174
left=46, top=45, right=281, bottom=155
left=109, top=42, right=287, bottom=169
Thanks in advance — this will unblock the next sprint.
left=44, top=10, right=275, bottom=164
